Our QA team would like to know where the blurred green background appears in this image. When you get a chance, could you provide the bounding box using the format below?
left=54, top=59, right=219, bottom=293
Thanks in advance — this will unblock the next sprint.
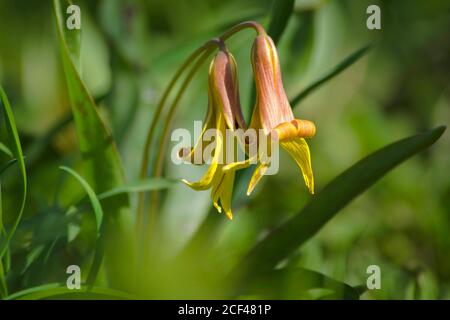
left=0, top=0, right=449, bottom=299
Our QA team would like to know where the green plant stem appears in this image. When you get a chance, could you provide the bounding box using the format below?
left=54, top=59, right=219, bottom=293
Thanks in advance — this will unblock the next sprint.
left=137, top=21, right=266, bottom=246
left=136, top=40, right=217, bottom=235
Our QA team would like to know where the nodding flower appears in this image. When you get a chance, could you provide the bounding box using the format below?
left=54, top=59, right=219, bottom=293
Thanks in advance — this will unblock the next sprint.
left=180, top=49, right=246, bottom=220
left=246, top=33, right=316, bottom=195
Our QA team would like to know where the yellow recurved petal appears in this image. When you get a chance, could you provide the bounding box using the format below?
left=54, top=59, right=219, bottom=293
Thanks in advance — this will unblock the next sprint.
left=179, top=93, right=215, bottom=165
left=222, top=156, right=256, bottom=173
left=181, top=129, right=223, bottom=190
left=280, top=137, right=314, bottom=194
left=211, top=171, right=235, bottom=219
left=247, top=162, right=269, bottom=196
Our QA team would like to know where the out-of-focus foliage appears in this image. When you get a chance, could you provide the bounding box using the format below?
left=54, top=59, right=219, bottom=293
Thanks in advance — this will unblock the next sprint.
left=0, top=0, right=448, bottom=299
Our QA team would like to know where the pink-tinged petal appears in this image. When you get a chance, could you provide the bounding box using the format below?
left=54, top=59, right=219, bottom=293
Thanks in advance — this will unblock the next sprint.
left=251, top=34, right=294, bottom=133
left=210, top=51, right=246, bottom=131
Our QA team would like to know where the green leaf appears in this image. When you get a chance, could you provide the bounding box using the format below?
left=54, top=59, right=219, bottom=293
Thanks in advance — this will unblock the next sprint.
left=59, top=166, right=103, bottom=234
left=59, top=166, right=104, bottom=288
left=237, top=267, right=361, bottom=300
left=5, top=283, right=133, bottom=300
left=0, top=183, right=7, bottom=298
left=0, top=86, right=27, bottom=260
left=65, top=178, right=175, bottom=219
left=53, top=0, right=135, bottom=289
left=267, top=0, right=295, bottom=44
left=0, top=142, right=12, bottom=158
left=98, top=178, right=176, bottom=201
left=230, top=126, right=446, bottom=281
left=290, top=44, right=373, bottom=107
left=0, top=158, right=18, bottom=176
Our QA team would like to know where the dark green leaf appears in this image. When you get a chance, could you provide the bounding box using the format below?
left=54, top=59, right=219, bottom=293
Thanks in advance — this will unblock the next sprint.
left=267, top=0, right=295, bottom=44
left=0, top=158, right=18, bottom=176
left=0, top=142, right=12, bottom=158
left=230, top=126, right=446, bottom=281
left=237, top=267, right=361, bottom=300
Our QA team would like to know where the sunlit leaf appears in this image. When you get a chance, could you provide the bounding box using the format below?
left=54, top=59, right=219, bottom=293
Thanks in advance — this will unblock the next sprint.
left=53, top=0, right=135, bottom=290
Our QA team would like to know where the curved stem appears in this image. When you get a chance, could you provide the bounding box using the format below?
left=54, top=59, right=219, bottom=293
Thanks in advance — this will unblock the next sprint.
left=136, top=21, right=266, bottom=244
left=145, top=46, right=217, bottom=241
left=219, top=21, right=266, bottom=40
left=136, top=39, right=219, bottom=234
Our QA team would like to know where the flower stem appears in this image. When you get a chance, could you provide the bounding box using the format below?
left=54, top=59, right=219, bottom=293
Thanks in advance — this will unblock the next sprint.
left=136, top=39, right=220, bottom=235
left=136, top=21, right=267, bottom=251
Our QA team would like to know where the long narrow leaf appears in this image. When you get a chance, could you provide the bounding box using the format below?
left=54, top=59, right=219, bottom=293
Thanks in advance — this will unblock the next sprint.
left=98, top=178, right=176, bottom=201
left=5, top=283, right=133, bottom=300
left=0, top=158, right=18, bottom=176
left=231, top=126, right=446, bottom=281
left=237, top=267, right=361, bottom=300
left=0, top=142, right=12, bottom=158
left=53, top=0, right=135, bottom=289
left=267, top=0, right=295, bottom=44
left=59, top=166, right=103, bottom=233
left=66, top=178, right=176, bottom=219
left=59, top=166, right=104, bottom=288
left=0, top=183, right=7, bottom=298
left=290, top=44, right=373, bottom=107
left=0, top=87, right=27, bottom=260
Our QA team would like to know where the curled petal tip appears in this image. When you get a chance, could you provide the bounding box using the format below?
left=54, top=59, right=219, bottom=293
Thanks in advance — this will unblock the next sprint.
left=291, top=119, right=316, bottom=138
left=225, top=211, right=233, bottom=220
left=213, top=202, right=222, bottom=213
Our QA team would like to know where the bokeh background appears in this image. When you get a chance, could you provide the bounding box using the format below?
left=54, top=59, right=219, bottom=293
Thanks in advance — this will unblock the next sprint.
left=0, top=0, right=449, bottom=299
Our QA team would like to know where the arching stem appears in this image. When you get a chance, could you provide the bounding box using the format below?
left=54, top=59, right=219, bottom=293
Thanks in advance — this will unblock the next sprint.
left=136, top=21, right=266, bottom=245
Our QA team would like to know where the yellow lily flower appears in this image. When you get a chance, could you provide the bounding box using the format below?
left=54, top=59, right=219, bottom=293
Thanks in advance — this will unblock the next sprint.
left=246, top=34, right=316, bottom=195
left=180, top=49, right=246, bottom=220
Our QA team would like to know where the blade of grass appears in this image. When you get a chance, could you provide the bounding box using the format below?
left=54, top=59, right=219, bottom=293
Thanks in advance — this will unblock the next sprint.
left=53, top=0, right=135, bottom=289
left=0, top=86, right=27, bottom=260
left=230, top=126, right=446, bottom=282
left=65, top=178, right=176, bottom=218
left=0, top=183, right=7, bottom=298
left=59, top=166, right=104, bottom=289
left=60, top=166, right=103, bottom=233
left=5, top=283, right=133, bottom=300
left=290, top=44, right=373, bottom=107
left=0, top=158, right=18, bottom=176
left=0, top=142, right=12, bottom=158
left=0, top=263, right=6, bottom=298
left=98, top=178, right=176, bottom=200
